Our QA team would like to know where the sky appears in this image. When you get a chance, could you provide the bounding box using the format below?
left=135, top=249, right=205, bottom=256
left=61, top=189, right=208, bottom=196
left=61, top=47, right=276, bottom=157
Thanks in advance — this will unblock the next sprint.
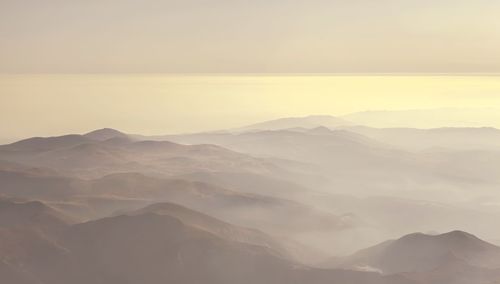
left=2, top=74, right=500, bottom=141
left=1, top=0, right=500, bottom=73
left=1, top=1, right=500, bottom=141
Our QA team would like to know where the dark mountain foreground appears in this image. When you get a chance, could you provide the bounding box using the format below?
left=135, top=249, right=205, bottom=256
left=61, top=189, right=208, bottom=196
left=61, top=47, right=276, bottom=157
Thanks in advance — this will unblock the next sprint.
left=0, top=199, right=415, bottom=284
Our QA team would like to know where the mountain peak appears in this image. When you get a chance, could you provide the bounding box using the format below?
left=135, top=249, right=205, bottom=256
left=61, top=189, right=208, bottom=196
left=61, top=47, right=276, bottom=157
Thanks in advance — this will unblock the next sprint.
left=84, top=128, right=129, bottom=141
left=239, top=115, right=352, bottom=131
left=398, top=230, right=481, bottom=244
left=439, top=230, right=478, bottom=239
left=335, top=230, right=500, bottom=275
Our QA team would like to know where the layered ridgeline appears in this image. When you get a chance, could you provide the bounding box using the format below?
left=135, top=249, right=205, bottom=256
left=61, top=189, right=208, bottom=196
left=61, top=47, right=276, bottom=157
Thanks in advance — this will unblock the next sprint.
left=2, top=123, right=500, bottom=256
left=0, top=128, right=292, bottom=179
left=131, top=116, right=500, bottom=257
left=0, top=199, right=414, bottom=284
left=2, top=118, right=500, bottom=284
left=0, top=166, right=354, bottom=261
left=158, top=116, right=500, bottom=203
left=2, top=198, right=498, bottom=284
left=0, top=130, right=355, bottom=260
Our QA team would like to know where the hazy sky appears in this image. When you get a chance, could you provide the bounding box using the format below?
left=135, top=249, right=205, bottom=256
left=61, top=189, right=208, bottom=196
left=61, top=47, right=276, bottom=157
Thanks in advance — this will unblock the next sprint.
left=2, top=74, right=500, bottom=140
left=1, top=0, right=500, bottom=73
left=2, top=1, right=500, bottom=140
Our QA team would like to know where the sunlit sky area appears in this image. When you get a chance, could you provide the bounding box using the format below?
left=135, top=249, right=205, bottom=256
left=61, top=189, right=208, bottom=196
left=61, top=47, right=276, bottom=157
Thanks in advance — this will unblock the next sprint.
left=2, top=1, right=500, bottom=142
left=1, top=74, right=500, bottom=141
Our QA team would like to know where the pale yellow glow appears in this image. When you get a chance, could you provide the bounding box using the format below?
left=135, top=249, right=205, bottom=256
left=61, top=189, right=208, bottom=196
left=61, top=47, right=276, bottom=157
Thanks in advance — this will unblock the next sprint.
left=1, top=75, right=500, bottom=140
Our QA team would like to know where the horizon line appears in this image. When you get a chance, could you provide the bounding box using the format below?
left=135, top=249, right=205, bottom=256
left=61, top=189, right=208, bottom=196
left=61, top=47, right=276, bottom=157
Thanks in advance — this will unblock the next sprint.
left=2, top=72, right=500, bottom=77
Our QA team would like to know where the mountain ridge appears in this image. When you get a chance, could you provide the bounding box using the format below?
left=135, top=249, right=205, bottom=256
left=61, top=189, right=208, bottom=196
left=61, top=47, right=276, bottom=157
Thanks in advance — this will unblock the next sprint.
left=332, top=230, right=500, bottom=275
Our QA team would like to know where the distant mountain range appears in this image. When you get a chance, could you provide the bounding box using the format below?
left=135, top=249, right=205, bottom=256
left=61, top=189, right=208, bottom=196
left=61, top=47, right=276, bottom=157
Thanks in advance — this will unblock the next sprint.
left=3, top=120, right=500, bottom=251
left=238, top=115, right=352, bottom=131
left=238, top=108, right=500, bottom=130
left=2, top=116, right=500, bottom=284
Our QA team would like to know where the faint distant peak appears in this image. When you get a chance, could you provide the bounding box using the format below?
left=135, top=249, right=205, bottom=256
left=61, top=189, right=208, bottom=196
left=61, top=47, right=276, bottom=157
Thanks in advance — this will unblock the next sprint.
left=395, top=230, right=497, bottom=250
left=399, top=230, right=477, bottom=241
left=84, top=128, right=129, bottom=141
left=308, top=126, right=333, bottom=134
left=239, top=115, right=352, bottom=131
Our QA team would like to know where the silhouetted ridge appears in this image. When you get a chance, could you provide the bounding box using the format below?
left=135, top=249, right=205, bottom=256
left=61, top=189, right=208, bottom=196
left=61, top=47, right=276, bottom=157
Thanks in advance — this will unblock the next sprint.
left=239, top=115, right=352, bottom=131
left=0, top=199, right=73, bottom=229
left=84, top=128, right=129, bottom=141
left=4, top=135, right=91, bottom=151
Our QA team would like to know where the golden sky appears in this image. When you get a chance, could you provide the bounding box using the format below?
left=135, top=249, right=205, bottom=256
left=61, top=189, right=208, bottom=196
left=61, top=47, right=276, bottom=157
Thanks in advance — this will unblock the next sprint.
left=2, top=0, right=500, bottom=141
left=1, top=0, right=500, bottom=73
left=1, top=75, right=500, bottom=140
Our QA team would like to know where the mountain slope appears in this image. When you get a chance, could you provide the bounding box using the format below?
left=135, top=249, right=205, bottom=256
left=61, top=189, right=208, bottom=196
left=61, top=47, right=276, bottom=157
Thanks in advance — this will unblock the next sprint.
left=334, top=231, right=500, bottom=275
left=0, top=166, right=351, bottom=261
left=125, top=202, right=293, bottom=259
left=59, top=212, right=414, bottom=284
left=161, top=127, right=454, bottom=193
left=404, top=254, right=500, bottom=284
left=1, top=135, right=92, bottom=152
left=0, top=201, right=416, bottom=284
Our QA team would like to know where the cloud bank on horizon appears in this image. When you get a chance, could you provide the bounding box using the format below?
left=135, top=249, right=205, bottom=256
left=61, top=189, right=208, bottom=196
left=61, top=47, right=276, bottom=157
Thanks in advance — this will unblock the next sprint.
left=1, top=0, right=500, bottom=73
